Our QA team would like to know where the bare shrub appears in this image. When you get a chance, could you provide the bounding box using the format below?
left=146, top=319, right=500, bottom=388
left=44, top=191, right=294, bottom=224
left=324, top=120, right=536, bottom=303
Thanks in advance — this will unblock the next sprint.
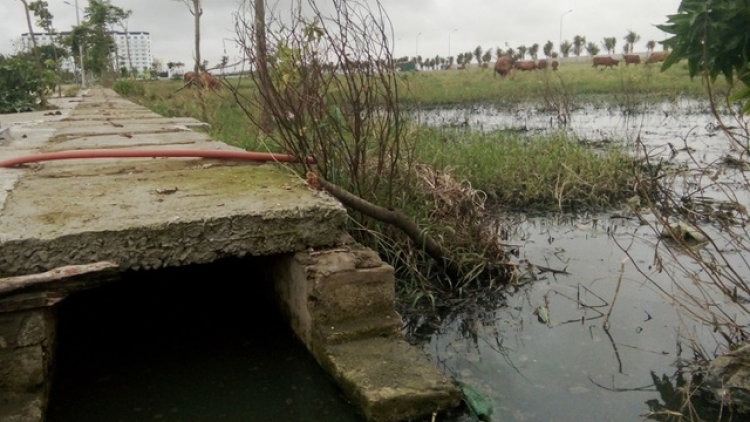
left=626, top=90, right=750, bottom=358
left=229, top=0, right=510, bottom=292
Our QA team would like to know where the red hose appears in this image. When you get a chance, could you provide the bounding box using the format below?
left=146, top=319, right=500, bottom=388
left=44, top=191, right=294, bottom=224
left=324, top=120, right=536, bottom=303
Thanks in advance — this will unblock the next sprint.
left=0, top=149, right=316, bottom=168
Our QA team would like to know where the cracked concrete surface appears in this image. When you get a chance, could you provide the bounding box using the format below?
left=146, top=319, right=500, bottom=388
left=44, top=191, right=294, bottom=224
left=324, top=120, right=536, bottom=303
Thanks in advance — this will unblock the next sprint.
left=0, top=88, right=347, bottom=277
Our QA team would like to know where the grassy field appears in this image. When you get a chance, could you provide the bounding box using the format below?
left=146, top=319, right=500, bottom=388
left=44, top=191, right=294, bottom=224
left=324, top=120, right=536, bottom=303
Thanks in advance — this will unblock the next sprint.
left=396, top=59, right=728, bottom=107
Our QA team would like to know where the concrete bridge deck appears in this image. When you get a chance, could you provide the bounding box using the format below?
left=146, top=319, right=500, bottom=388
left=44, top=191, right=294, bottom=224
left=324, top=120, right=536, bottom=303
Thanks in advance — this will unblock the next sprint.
left=0, top=89, right=460, bottom=422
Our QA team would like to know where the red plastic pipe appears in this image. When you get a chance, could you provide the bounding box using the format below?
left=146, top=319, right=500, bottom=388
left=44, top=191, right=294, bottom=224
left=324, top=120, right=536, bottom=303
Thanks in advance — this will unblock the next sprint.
left=0, top=149, right=316, bottom=168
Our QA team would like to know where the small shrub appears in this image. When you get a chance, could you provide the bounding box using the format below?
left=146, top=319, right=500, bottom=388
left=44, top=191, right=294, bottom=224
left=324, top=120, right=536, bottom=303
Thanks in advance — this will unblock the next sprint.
left=113, top=80, right=145, bottom=97
left=0, top=53, right=52, bottom=113
left=63, top=85, right=79, bottom=97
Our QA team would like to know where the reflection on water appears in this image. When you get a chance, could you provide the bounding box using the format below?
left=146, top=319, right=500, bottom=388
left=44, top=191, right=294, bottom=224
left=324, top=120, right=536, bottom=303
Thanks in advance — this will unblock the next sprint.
left=408, top=101, right=749, bottom=421
left=47, top=258, right=365, bottom=422
left=408, top=213, right=745, bottom=422
left=419, top=100, right=744, bottom=164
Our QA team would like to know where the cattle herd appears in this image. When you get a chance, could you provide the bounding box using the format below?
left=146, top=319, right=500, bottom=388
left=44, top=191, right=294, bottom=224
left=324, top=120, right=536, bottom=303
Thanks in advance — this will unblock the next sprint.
left=493, top=50, right=669, bottom=77
left=493, top=57, right=559, bottom=76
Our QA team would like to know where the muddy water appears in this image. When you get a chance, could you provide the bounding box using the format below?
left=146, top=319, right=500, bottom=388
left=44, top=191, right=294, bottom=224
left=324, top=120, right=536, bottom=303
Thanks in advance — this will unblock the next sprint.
left=410, top=103, right=750, bottom=422
left=47, top=258, right=366, bottom=422
left=413, top=215, right=696, bottom=422
left=420, top=99, right=745, bottom=161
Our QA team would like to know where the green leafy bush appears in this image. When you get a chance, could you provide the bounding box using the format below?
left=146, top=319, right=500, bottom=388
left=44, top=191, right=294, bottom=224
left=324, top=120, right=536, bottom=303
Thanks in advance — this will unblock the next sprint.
left=0, top=54, right=43, bottom=113
left=659, top=0, right=750, bottom=113
left=113, top=80, right=145, bottom=97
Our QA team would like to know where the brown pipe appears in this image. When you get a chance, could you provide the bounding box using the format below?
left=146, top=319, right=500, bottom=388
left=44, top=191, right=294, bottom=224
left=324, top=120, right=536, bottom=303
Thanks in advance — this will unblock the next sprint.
left=0, top=149, right=316, bottom=168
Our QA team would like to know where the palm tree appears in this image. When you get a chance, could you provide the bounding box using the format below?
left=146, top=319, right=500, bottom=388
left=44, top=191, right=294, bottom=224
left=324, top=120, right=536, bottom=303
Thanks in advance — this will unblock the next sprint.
left=560, top=40, right=572, bottom=58
left=529, top=43, right=539, bottom=60
left=543, top=40, right=553, bottom=57
left=646, top=40, right=656, bottom=54
left=473, top=46, right=483, bottom=65
left=482, top=50, right=492, bottom=65
left=585, top=42, right=600, bottom=56
left=517, top=45, right=527, bottom=60
left=624, top=30, right=641, bottom=54
left=572, top=35, right=586, bottom=57
left=601, top=37, right=616, bottom=55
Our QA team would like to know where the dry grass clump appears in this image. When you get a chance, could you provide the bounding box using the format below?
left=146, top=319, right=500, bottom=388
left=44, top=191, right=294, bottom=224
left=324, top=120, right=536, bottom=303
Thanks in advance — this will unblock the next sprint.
left=416, top=127, right=638, bottom=211
left=379, top=163, right=513, bottom=302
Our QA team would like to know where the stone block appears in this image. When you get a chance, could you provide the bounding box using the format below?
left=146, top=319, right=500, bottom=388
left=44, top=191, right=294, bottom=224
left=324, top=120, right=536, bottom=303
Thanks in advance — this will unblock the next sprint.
left=0, top=346, right=45, bottom=390
left=320, top=337, right=461, bottom=422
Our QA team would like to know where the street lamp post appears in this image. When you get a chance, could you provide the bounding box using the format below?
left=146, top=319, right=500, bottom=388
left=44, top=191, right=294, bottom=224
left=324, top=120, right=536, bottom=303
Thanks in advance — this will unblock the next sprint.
left=559, top=9, right=573, bottom=58
left=448, top=28, right=457, bottom=66
left=64, top=0, right=86, bottom=87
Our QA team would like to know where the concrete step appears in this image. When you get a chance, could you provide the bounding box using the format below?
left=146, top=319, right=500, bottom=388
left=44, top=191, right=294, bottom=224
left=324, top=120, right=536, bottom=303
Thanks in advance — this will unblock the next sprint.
left=316, top=311, right=403, bottom=345
left=318, top=337, right=462, bottom=422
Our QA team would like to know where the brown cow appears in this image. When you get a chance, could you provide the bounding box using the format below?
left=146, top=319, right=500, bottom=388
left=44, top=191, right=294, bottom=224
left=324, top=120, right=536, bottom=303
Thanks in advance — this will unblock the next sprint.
left=184, top=71, right=221, bottom=89
left=551, top=60, right=559, bottom=71
left=494, top=56, right=513, bottom=77
left=183, top=71, right=196, bottom=84
left=514, top=60, right=536, bottom=71
left=646, top=51, right=669, bottom=64
left=623, top=54, right=641, bottom=65
left=536, top=59, right=548, bottom=70
left=592, top=56, right=619, bottom=68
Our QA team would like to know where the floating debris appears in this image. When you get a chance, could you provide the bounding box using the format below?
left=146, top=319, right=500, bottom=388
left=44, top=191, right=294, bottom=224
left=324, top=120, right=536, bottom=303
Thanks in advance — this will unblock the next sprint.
left=660, top=222, right=708, bottom=244
left=455, top=379, right=494, bottom=422
left=533, top=305, right=551, bottom=325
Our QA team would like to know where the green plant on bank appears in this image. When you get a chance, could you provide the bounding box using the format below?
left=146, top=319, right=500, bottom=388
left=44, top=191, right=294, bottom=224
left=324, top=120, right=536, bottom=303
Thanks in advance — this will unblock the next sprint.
left=0, top=52, right=57, bottom=113
left=659, top=0, right=750, bottom=114
left=415, top=128, right=636, bottom=211
left=113, top=79, right=145, bottom=97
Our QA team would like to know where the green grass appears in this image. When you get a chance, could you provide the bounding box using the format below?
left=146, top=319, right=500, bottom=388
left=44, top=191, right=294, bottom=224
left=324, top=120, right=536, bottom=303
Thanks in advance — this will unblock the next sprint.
left=397, top=60, right=730, bottom=108
left=414, top=127, right=635, bottom=211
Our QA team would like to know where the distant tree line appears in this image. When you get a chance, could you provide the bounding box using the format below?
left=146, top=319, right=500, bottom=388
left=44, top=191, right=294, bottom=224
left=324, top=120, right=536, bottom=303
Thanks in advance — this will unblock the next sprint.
left=399, top=30, right=666, bottom=70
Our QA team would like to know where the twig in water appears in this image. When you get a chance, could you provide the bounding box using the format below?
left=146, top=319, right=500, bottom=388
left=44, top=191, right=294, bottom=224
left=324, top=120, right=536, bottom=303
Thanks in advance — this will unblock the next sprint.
left=603, top=258, right=628, bottom=330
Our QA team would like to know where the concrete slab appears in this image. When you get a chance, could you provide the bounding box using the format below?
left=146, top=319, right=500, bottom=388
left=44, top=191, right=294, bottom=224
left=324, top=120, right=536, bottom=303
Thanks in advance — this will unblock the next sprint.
left=0, top=88, right=347, bottom=277
left=321, top=337, right=462, bottom=422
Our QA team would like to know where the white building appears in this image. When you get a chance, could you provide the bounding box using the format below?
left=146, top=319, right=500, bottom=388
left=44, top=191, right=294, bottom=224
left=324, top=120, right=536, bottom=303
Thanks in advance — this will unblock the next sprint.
left=19, top=32, right=77, bottom=72
left=111, top=31, right=153, bottom=73
left=20, top=31, right=153, bottom=74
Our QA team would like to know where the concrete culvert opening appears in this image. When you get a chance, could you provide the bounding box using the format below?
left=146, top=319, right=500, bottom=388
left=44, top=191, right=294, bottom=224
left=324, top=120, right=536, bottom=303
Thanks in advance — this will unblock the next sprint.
left=46, top=256, right=365, bottom=422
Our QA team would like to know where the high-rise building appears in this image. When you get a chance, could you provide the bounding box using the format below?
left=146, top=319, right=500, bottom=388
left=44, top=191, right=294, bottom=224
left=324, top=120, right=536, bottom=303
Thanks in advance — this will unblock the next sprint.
left=20, top=31, right=153, bottom=74
left=111, top=31, right=153, bottom=73
left=19, top=32, right=77, bottom=72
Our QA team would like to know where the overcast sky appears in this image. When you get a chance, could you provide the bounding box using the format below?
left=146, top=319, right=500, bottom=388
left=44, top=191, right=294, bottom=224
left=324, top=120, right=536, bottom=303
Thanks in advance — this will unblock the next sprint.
left=1, top=0, right=682, bottom=69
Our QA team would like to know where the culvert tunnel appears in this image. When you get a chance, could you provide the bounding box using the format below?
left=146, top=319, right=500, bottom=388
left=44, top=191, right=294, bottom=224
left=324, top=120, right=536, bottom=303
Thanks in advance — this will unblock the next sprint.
left=46, top=257, right=365, bottom=422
